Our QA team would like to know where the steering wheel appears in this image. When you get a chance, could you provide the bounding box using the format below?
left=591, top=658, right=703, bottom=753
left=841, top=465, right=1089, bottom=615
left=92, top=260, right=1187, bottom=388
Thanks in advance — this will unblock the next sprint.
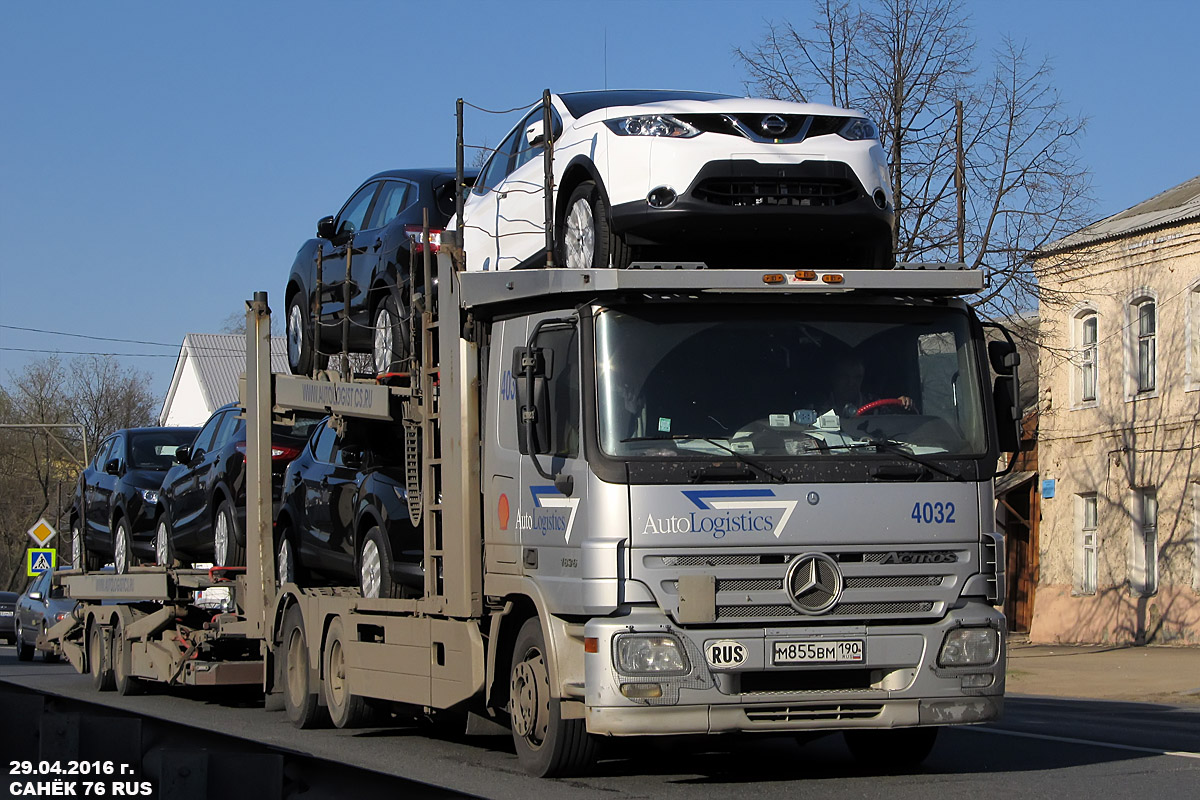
left=855, top=398, right=913, bottom=416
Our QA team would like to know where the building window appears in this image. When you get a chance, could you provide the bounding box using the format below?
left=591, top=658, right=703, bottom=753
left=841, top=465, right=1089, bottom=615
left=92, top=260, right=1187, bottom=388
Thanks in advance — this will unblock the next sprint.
left=1134, top=299, right=1156, bottom=393
left=1077, top=312, right=1098, bottom=403
left=1079, top=494, right=1098, bottom=594
left=1133, top=488, right=1158, bottom=595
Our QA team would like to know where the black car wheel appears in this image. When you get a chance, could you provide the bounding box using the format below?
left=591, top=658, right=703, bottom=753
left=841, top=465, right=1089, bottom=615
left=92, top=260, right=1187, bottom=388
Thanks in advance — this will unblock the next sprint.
left=16, top=619, right=33, bottom=661
left=213, top=499, right=245, bottom=568
left=371, top=294, right=409, bottom=375
left=286, top=294, right=320, bottom=376
left=74, top=520, right=101, bottom=571
left=113, top=517, right=135, bottom=575
left=558, top=181, right=631, bottom=270
left=359, top=526, right=397, bottom=600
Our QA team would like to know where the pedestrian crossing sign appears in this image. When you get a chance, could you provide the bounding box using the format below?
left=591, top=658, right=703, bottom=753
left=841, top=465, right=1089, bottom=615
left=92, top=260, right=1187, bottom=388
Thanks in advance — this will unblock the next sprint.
left=27, top=548, right=55, bottom=576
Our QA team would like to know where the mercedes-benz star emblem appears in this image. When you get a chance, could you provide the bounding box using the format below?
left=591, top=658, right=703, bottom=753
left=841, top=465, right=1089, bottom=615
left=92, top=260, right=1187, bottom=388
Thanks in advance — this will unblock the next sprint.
left=761, top=115, right=788, bottom=135
left=785, top=553, right=842, bottom=614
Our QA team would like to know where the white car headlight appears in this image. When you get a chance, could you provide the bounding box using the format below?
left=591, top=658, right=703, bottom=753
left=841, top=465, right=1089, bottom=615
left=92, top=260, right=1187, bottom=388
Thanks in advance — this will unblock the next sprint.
left=938, top=627, right=998, bottom=667
left=604, top=115, right=700, bottom=138
left=839, top=117, right=880, bottom=141
left=614, top=634, right=690, bottom=675
left=140, top=488, right=159, bottom=505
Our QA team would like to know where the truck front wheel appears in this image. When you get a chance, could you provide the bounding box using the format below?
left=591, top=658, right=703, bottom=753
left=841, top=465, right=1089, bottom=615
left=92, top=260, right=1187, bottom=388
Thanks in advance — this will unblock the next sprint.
left=508, top=618, right=596, bottom=777
left=323, top=617, right=375, bottom=728
left=843, top=726, right=939, bottom=770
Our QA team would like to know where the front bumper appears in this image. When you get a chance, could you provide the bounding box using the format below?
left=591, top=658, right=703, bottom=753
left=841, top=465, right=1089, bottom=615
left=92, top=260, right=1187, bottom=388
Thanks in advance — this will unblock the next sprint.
left=582, top=604, right=1004, bottom=736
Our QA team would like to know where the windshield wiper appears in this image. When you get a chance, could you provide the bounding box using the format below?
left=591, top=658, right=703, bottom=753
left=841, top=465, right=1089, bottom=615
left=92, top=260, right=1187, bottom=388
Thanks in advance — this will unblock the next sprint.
left=838, top=438, right=964, bottom=481
left=620, top=435, right=786, bottom=483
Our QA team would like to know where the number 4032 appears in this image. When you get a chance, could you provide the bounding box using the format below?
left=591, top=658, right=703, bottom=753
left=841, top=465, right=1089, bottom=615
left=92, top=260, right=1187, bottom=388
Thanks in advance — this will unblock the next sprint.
left=912, top=501, right=955, bottom=524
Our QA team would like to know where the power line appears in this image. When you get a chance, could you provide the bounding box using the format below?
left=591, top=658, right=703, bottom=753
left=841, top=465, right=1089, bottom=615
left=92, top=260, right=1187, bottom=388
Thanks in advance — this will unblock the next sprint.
left=0, top=324, right=177, bottom=348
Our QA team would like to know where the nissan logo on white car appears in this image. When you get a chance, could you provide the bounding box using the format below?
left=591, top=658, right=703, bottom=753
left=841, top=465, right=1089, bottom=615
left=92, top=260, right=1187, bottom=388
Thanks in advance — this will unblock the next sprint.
left=760, top=115, right=788, bottom=135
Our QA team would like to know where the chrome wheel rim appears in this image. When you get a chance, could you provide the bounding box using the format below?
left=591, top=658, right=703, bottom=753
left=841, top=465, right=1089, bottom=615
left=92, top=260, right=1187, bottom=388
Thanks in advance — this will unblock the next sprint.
left=287, top=303, right=304, bottom=369
left=72, top=525, right=83, bottom=569
left=373, top=307, right=393, bottom=373
left=564, top=197, right=595, bottom=269
left=278, top=539, right=294, bottom=584
left=114, top=523, right=128, bottom=574
left=155, top=520, right=169, bottom=566
left=214, top=510, right=229, bottom=566
left=360, top=539, right=382, bottom=598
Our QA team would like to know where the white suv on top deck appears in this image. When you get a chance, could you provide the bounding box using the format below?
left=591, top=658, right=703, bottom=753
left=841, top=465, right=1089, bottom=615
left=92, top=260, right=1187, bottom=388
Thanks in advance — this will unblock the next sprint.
left=460, top=89, right=894, bottom=272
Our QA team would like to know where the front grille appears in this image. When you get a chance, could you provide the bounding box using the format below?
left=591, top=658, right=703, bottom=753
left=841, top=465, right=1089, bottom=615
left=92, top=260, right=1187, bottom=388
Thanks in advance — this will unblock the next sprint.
left=844, top=575, right=943, bottom=589
left=717, top=578, right=783, bottom=592
left=652, top=554, right=767, bottom=567
left=718, top=604, right=796, bottom=620
left=833, top=601, right=933, bottom=615
left=693, top=178, right=860, bottom=207
left=744, top=703, right=884, bottom=722
left=741, top=669, right=876, bottom=693
left=676, top=113, right=850, bottom=143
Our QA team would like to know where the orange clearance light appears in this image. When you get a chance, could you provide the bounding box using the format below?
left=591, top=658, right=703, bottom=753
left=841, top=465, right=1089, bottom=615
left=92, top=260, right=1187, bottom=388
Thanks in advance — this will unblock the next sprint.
left=584, top=637, right=599, bottom=654
left=794, top=270, right=817, bottom=281
left=822, top=273, right=845, bottom=284
left=763, top=273, right=785, bottom=284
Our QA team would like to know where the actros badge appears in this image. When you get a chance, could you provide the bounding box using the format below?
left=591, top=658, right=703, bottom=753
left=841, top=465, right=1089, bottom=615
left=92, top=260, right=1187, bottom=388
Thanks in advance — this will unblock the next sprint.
left=704, top=640, right=748, bottom=669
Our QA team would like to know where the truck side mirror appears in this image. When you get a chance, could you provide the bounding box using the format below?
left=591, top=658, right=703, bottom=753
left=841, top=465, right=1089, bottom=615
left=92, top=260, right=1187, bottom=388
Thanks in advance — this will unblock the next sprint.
left=988, top=340, right=1020, bottom=375
left=513, top=347, right=550, bottom=456
left=993, top=376, right=1021, bottom=453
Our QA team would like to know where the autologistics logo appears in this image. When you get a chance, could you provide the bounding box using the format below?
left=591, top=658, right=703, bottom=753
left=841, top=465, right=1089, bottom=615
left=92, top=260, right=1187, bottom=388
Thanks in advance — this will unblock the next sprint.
left=641, top=489, right=798, bottom=539
left=516, top=485, right=581, bottom=541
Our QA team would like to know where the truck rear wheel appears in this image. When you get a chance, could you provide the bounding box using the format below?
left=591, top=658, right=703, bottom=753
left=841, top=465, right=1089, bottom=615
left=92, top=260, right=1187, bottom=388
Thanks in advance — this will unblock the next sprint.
left=89, top=624, right=115, bottom=692
left=282, top=605, right=326, bottom=729
left=843, top=727, right=939, bottom=769
left=509, top=617, right=596, bottom=777
left=113, top=621, right=144, bottom=696
left=323, top=617, right=375, bottom=728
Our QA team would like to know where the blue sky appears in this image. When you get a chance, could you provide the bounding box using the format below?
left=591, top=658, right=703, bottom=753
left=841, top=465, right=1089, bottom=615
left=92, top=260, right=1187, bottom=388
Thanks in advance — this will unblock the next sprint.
left=2, top=0, right=1198, bottom=400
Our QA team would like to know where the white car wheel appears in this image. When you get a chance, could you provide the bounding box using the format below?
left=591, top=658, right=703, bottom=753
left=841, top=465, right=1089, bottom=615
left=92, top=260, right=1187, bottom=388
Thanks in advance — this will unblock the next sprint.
left=564, top=197, right=595, bottom=269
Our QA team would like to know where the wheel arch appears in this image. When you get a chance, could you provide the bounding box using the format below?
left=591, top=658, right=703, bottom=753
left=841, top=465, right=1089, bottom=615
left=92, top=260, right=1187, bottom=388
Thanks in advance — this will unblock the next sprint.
left=555, top=157, right=608, bottom=235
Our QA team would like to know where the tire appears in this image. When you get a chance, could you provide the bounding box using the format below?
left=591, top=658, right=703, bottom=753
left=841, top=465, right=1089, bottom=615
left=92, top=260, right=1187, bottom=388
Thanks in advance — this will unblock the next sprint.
left=509, top=618, right=597, bottom=777
left=74, top=520, right=102, bottom=571
left=359, top=526, right=397, bottom=600
left=323, top=617, right=375, bottom=728
left=371, top=294, right=409, bottom=375
left=281, top=604, right=326, bottom=729
left=843, top=727, right=939, bottom=770
left=41, top=624, right=61, bottom=663
left=155, top=514, right=190, bottom=569
left=286, top=293, right=326, bottom=376
left=113, top=517, right=135, bottom=575
left=89, top=624, right=115, bottom=692
left=16, top=622, right=33, bottom=662
left=276, top=526, right=301, bottom=586
left=559, top=181, right=626, bottom=270
left=213, top=499, right=245, bottom=568
left=113, top=623, right=144, bottom=696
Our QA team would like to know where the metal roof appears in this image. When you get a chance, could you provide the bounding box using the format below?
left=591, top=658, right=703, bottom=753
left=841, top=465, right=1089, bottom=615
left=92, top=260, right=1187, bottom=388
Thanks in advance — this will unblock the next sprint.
left=176, top=333, right=289, bottom=411
left=1038, top=175, right=1200, bottom=255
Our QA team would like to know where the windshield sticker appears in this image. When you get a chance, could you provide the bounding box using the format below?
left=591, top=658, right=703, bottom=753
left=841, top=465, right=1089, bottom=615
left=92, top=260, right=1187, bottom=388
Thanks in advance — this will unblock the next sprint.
left=792, top=409, right=817, bottom=425
left=658, top=417, right=672, bottom=433
left=641, top=489, right=798, bottom=539
left=816, top=411, right=840, bottom=429
left=519, top=485, right=581, bottom=541
left=769, top=414, right=789, bottom=428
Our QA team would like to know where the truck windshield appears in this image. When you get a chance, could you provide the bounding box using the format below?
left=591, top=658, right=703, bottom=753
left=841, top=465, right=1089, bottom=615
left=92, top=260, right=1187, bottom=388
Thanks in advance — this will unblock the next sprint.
left=595, top=303, right=988, bottom=460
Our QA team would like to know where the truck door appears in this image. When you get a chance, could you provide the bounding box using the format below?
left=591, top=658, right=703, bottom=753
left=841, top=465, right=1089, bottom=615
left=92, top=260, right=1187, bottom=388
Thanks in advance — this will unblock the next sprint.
left=514, top=314, right=590, bottom=609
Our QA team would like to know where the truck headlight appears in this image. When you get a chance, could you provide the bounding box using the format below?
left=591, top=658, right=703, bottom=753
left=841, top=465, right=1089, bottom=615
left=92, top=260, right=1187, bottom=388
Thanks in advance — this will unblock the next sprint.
left=938, top=627, right=998, bottom=667
left=613, top=634, right=690, bottom=676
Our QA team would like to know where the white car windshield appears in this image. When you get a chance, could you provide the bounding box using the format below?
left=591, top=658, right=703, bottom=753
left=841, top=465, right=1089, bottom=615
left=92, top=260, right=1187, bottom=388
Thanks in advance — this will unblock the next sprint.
left=595, top=303, right=988, bottom=460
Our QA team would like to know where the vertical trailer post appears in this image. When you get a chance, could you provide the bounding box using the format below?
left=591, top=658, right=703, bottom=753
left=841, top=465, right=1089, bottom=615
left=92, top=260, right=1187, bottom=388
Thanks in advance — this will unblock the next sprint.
left=244, top=293, right=275, bottom=636
left=542, top=89, right=554, bottom=267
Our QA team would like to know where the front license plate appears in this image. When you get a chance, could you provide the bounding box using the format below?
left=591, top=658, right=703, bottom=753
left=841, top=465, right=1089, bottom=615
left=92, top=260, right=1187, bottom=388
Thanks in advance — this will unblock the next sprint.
left=773, top=639, right=864, bottom=665
left=0, top=611, right=12, bottom=617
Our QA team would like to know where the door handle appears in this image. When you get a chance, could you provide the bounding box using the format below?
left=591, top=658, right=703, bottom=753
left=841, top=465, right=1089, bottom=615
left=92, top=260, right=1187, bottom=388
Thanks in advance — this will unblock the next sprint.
left=373, top=238, right=383, bottom=251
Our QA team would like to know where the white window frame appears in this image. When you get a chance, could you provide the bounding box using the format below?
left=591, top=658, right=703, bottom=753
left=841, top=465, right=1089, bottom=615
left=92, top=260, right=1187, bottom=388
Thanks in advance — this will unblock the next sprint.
left=1125, top=289, right=1159, bottom=400
left=1077, top=493, right=1098, bottom=595
left=1131, top=487, right=1159, bottom=596
left=1074, top=309, right=1099, bottom=408
left=1186, top=281, right=1200, bottom=393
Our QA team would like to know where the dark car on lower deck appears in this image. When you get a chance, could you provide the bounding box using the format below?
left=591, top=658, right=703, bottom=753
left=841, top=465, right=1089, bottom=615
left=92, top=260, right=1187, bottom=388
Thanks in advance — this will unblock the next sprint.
left=156, top=404, right=317, bottom=568
left=70, top=426, right=200, bottom=574
left=275, top=416, right=422, bottom=599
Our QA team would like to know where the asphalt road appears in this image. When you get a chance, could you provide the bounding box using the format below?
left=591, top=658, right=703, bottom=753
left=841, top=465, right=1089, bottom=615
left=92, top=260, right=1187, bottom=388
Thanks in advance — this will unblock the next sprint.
left=2, top=645, right=1198, bottom=800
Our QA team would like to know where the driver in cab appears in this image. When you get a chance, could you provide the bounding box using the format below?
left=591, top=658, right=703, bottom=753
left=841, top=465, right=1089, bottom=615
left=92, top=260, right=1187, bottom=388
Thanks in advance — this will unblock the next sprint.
left=822, top=355, right=913, bottom=418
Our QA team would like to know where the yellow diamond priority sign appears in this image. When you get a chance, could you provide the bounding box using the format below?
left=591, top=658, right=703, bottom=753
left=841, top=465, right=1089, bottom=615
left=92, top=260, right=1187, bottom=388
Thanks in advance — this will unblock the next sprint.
left=27, top=518, right=57, bottom=546
left=27, top=548, right=55, bottom=576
